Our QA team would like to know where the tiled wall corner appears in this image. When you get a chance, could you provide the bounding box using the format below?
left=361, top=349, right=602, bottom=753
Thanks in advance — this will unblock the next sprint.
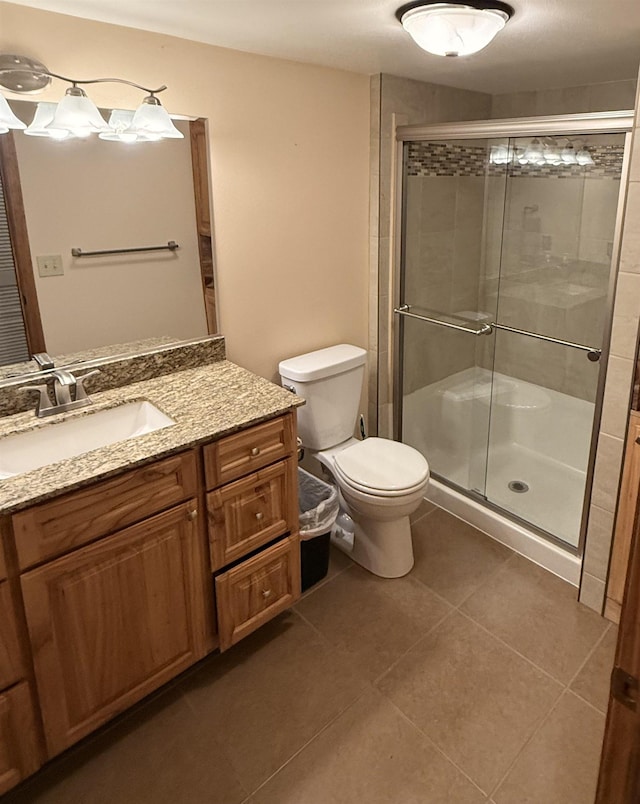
left=581, top=85, right=640, bottom=612
left=368, top=75, right=382, bottom=434
left=580, top=572, right=607, bottom=614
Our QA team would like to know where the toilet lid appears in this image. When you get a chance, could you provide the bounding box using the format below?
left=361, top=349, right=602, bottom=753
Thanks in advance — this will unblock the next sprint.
left=333, top=438, right=429, bottom=493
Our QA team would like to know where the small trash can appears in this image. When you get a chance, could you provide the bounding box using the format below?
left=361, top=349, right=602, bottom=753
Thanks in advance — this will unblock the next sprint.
left=298, top=467, right=339, bottom=592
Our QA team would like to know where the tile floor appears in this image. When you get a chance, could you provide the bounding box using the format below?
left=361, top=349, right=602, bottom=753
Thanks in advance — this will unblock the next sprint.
left=7, top=503, right=615, bottom=804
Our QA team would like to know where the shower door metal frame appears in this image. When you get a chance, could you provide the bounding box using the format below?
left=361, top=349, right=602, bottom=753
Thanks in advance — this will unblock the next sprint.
left=391, top=110, right=635, bottom=556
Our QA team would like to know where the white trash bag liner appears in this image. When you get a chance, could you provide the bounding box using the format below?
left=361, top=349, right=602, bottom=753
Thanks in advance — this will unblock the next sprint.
left=298, top=467, right=339, bottom=541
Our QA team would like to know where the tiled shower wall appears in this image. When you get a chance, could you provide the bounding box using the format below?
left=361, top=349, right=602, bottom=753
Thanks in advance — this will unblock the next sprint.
left=370, top=74, right=639, bottom=614
left=370, top=74, right=491, bottom=436
left=402, top=171, right=483, bottom=394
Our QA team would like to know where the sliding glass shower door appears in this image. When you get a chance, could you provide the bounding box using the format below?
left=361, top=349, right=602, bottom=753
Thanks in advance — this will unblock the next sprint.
left=398, top=131, right=625, bottom=549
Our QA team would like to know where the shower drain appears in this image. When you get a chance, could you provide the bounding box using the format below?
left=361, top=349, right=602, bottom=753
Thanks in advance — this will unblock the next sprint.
left=508, top=480, right=529, bottom=494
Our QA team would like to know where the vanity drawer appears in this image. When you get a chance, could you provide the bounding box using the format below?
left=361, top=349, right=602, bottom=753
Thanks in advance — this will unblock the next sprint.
left=0, top=583, right=23, bottom=691
left=215, top=535, right=300, bottom=651
left=207, top=459, right=297, bottom=570
left=203, top=414, right=295, bottom=489
left=13, top=451, right=198, bottom=570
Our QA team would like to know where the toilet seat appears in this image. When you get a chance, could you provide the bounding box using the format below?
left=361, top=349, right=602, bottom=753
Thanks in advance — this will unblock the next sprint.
left=333, top=437, right=429, bottom=497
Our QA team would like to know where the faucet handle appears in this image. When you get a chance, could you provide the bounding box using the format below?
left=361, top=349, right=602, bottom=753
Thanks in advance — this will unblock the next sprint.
left=20, top=384, right=53, bottom=415
left=75, top=369, right=101, bottom=401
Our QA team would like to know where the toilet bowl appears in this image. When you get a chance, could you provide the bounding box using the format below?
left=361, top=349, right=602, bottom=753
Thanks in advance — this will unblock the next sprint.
left=315, top=437, right=429, bottom=577
left=278, top=343, right=430, bottom=579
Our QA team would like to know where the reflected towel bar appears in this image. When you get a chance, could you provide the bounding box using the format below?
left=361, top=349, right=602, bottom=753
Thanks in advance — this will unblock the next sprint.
left=393, top=305, right=601, bottom=361
left=71, top=241, right=179, bottom=258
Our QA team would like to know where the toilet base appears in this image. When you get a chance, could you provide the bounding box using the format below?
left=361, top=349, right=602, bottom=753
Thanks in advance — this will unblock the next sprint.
left=330, top=508, right=415, bottom=578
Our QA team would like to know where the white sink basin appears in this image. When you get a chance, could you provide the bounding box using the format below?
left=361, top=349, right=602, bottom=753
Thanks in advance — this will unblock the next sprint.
left=0, top=401, right=175, bottom=479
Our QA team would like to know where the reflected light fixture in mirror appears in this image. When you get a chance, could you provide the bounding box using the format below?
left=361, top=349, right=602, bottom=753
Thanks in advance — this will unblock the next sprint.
left=397, top=1, right=514, bottom=57
left=0, top=53, right=183, bottom=141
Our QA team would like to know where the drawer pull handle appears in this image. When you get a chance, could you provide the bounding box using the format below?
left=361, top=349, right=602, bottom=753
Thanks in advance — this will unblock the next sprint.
left=187, top=509, right=198, bottom=521
left=262, top=589, right=272, bottom=599
left=255, top=512, right=264, bottom=521
left=250, top=447, right=260, bottom=456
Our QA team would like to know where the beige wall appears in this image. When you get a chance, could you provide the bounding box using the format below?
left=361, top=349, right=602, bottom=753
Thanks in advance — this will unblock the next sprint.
left=1, top=2, right=370, bottom=382
left=15, top=118, right=208, bottom=354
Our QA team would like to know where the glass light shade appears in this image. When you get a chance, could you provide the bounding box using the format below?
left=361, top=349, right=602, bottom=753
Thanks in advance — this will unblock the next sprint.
left=400, top=4, right=509, bottom=57
left=25, top=102, right=70, bottom=139
left=99, top=109, right=142, bottom=143
left=543, top=145, right=562, bottom=165
left=576, top=148, right=595, bottom=167
left=490, top=143, right=509, bottom=165
left=0, top=93, right=27, bottom=132
left=129, top=97, right=184, bottom=139
left=561, top=144, right=578, bottom=164
left=523, top=138, right=543, bottom=163
left=46, top=87, right=110, bottom=138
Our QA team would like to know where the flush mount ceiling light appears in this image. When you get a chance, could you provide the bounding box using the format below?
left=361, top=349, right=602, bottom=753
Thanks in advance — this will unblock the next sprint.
left=0, top=53, right=183, bottom=142
left=397, top=1, right=514, bottom=57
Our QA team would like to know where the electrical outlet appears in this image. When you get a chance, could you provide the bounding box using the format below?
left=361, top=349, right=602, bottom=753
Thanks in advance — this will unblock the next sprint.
left=37, top=255, right=64, bottom=277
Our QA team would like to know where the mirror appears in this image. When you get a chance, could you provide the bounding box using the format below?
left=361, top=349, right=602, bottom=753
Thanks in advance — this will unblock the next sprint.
left=0, top=98, right=216, bottom=377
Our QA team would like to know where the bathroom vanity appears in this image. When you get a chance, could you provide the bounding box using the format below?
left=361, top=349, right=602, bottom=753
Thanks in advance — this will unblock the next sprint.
left=0, top=343, right=303, bottom=793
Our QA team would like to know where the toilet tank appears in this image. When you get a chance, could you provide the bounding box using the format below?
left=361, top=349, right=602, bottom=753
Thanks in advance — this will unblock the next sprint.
left=279, top=344, right=366, bottom=450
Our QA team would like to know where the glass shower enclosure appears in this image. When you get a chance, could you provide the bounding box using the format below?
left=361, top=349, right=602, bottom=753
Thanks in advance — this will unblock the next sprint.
left=395, top=118, right=630, bottom=551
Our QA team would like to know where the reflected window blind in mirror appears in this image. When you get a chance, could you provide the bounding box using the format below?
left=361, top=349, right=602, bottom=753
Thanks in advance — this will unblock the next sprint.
left=0, top=169, right=28, bottom=365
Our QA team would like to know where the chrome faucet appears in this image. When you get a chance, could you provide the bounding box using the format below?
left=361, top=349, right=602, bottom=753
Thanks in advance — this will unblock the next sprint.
left=50, top=369, right=76, bottom=406
left=21, top=369, right=101, bottom=418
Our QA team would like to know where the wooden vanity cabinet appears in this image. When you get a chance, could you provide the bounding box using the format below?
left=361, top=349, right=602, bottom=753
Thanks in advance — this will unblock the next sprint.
left=0, top=682, right=41, bottom=794
left=0, top=410, right=300, bottom=787
left=21, top=500, right=210, bottom=757
left=0, top=537, right=42, bottom=791
left=205, top=413, right=301, bottom=651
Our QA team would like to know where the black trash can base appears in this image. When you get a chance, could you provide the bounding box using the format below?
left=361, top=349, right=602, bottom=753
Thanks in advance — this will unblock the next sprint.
left=301, top=532, right=331, bottom=592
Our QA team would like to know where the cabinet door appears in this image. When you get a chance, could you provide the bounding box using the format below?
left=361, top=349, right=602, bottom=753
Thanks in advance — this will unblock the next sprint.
left=208, top=460, right=296, bottom=569
left=0, top=582, right=23, bottom=690
left=0, top=682, right=41, bottom=795
left=21, top=501, right=211, bottom=757
left=216, top=536, right=300, bottom=651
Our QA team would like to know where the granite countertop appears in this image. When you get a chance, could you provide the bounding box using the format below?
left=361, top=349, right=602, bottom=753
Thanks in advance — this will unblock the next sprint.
left=0, top=360, right=304, bottom=515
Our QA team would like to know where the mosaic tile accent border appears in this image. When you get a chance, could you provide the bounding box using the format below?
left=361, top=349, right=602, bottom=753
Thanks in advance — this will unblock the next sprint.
left=406, top=142, right=624, bottom=179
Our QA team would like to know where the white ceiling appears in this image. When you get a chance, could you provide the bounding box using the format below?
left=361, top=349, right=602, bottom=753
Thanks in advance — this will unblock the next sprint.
left=5, top=0, right=640, bottom=95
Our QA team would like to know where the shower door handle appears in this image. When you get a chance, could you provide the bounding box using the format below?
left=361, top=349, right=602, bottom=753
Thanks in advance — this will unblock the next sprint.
left=393, top=305, right=492, bottom=336
left=395, top=306, right=602, bottom=360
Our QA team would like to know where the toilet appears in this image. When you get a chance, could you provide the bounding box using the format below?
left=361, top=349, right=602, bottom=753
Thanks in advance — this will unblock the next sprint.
left=279, top=344, right=429, bottom=578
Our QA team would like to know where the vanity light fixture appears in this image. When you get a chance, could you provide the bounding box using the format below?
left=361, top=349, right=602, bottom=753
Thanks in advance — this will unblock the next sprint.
left=0, top=53, right=183, bottom=141
left=576, top=146, right=595, bottom=166
left=396, top=1, right=514, bottom=57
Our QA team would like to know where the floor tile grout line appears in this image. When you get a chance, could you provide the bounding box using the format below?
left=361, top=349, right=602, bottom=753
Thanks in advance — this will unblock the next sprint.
left=455, top=608, right=570, bottom=689
left=238, top=688, right=372, bottom=803
left=566, top=686, right=612, bottom=718
left=296, top=576, right=458, bottom=691
left=298, top=561, right=354, bottom=601
left=486, top=685, right=570, bottom=800
left=410, top=503, right=438, bottom=527
left=565, top=620, right=613, bottom=691
left=449, top=550, right=520, bottom=612
left=371, top=605, right=458, bottom=688
left=383, top=695, right=490, bottom=798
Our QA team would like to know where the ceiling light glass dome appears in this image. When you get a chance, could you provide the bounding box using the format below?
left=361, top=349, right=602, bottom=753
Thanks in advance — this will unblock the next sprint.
left=398, top=2, right=513, bottom=57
